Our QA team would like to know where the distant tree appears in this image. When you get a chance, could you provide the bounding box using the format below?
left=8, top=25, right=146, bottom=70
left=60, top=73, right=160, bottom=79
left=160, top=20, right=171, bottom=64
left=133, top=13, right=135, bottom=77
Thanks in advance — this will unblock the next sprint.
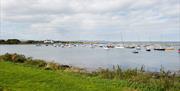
left=26, top=40, right=36, bottom=44
left=6, top=39, right=21, bottom=44
left=24, top=40, right=44, bottom=44
left=0, top=39, right=6, bottom=44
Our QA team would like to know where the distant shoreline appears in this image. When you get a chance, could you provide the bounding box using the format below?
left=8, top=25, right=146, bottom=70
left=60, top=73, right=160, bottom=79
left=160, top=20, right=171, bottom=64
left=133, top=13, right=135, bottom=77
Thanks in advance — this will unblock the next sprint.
left=0, top=39, right=180, bottom=46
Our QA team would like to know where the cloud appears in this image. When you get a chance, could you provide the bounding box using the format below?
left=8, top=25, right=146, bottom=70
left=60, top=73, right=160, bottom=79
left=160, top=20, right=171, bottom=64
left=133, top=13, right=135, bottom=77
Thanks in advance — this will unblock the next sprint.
left=0, top=0, right=180, bottom=41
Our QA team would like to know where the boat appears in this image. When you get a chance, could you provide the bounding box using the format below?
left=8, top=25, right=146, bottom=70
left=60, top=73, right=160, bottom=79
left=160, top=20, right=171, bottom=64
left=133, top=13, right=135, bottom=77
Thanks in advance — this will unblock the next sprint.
left=154, top=46, right=165, bottom=51
left=107, top=45, right=115, bottom=48
left=35, top=44, right=41, bottom=46
left=99, top=45, right=104, bottom=48
left=115, top=45, right=124, bottom=49
left=146, top=48, right=151, bottom=51
left=154, top=48, right=165, bottom=51
left=52, top=44, right=57, bottom=47
left=136, top=46, right=141, bottom=50
left=115, top=46, right=124, bottom=49
left=103, top=47, right=109, bottom=50
left=165, top=47, right=175, bottom=51
left=132, top=50, right=139, bottom=54
left=126, top=46, right=135, bottom=49
left=145, top=47, right=151, bottom=51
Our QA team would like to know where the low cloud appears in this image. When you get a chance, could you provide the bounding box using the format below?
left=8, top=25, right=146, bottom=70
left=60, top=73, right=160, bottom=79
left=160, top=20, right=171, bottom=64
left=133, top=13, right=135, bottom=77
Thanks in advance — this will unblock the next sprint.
left=0, top=0, right=180, bottom=41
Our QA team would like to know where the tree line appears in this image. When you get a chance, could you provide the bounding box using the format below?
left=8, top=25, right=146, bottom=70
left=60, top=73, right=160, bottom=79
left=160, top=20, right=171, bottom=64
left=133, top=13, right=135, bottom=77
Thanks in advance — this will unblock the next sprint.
left=0, top=39, right=84, bottom=44
left=0, top=39, right=21, bottom=44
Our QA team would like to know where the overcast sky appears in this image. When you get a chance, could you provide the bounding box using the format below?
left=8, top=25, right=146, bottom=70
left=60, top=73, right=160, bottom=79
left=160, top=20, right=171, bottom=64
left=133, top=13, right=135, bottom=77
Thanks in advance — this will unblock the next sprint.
left=0, top=0, right=180, bottom=41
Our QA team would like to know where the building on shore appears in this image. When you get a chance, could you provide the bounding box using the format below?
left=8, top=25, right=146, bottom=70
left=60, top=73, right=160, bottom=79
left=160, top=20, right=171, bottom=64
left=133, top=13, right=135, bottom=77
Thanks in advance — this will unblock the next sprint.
left=44, top=40, right=54, bottom=44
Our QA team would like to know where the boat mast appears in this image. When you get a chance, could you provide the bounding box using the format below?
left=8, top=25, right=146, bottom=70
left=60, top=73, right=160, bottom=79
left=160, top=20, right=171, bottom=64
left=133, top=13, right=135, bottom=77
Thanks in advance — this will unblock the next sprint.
left=120, top=32, right=124, bottom=46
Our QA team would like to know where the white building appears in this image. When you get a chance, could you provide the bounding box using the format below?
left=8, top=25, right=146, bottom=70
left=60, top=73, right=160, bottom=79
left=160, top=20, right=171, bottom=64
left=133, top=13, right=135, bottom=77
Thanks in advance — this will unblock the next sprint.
left=44, top=40, right=54, bottom=44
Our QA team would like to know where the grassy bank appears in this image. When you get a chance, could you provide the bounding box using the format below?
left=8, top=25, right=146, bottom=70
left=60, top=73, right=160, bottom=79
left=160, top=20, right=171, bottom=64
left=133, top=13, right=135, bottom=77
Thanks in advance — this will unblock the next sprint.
left=0, top=61, right=133, bottom=91
left=0, top=53, right=180, bottom=91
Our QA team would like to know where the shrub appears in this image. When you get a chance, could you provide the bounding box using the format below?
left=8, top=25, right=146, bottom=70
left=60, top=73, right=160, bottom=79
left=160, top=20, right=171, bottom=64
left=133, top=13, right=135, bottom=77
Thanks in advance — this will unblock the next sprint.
left=59, top=65, right=71, bottom=70
left=11, top=54, right=26, bottom=63
left=0, top=53, right=26, bottom=63
left=45, top=62, right=61, bottom=70
left=25, top=59, right=47, bottom=67
left=0, top=53, right=12, bottom=61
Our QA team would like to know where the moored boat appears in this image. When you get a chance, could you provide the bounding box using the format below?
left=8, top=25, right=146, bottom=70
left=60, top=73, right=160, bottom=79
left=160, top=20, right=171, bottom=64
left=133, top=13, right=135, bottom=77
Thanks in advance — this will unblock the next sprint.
left=115, top=45, right=124, bottom=49
left=146, top=48, right=151, bottom=51
left=103, top=46, right=109, bottom=50
left=165, top=47, right=175, bottom=51
left=154, top=46, right=165, bottom=51
left=145, top=46, right=151, bottom=51
left=35, top=44, right=41, bottom=46
left=154, top=48, right=165, bottom=51
left=132, top=50, right=139, bottom=54
left=136, top=46, right=141, bottom=50
left=126, top=46, right=135, bottom=49
left=107, top=45, right=115, bottom=48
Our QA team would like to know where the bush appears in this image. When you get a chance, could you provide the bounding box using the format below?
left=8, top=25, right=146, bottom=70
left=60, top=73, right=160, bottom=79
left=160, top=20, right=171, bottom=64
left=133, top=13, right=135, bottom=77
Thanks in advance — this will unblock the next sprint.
left=0, top=53, right=12, bottom=61
left=45, top=62, right=61, bottom=70
left=11, top=54, right=26, bottom=63
left=25, top=59, right=47, bottom=67
left=0, top=53, right=26, bottom=63
left=95, top=65, right=179, bottom=91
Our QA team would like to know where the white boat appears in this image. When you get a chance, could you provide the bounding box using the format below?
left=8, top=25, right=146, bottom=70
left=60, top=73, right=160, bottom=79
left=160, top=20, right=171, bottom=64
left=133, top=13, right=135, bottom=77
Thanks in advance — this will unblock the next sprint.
left=53, top=44, right=58, bottom=47
left=115, top=46, right=124, bottom=49
left=165, top=47, right=175, bottom=51
left=103, top=47, right=109, bottom=50
left=35, top=44, right=41, bottom=46
left=146, top=47, right=151, bottom=51
left=132, top=50, right=139, bottom=53
left=115, top=44, right=124, bottom=49
left=154, top=46, right=165, bottom=51
left=136, top=46, right=141, bottom=50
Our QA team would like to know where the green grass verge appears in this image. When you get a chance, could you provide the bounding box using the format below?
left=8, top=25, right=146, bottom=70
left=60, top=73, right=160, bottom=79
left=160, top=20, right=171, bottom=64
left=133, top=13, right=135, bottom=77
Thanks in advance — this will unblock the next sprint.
left=0, top=61, right=139, bottom=91
left=0, top=53, right=180, bottom=91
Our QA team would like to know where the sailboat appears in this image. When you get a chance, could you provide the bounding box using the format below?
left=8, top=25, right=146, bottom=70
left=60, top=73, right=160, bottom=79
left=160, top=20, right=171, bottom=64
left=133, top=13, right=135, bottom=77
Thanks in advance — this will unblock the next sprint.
left=103, top=46, right=109, bottom=50
left=146, top=47, right=151, bottom=51
left=35, top=44, right=41, bottom=46
left=146, top=34, right=151, bottom=52
left=115, top=46, right=124, bottom=48
left=115, top=44, right=124, bottom=49
left=136, top=46, right=141, bottom=50
left=165, top=46, right=175, bottom=51
left=115, top=32, right=125, bottom=49
left=154, top=46, right=165, bottom=51
left=132, top=50, right=139, bottom=53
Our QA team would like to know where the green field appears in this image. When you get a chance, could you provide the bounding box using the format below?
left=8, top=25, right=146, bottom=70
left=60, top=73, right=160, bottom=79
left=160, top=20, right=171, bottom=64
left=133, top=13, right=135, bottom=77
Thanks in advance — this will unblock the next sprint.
left=0, top=53, right=180, bottom=91
left=0, top=61, right=138, bottom=91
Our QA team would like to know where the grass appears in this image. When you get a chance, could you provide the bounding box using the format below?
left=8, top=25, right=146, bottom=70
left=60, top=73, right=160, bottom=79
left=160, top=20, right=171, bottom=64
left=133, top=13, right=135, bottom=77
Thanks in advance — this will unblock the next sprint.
left=0, top=61, right=137, bottom=91
left=0, top=53, right=180, bottom=91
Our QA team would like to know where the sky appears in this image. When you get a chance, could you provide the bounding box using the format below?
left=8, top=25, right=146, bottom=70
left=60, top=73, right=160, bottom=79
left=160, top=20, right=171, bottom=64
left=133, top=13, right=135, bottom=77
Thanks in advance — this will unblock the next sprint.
left=0, top=0, right=180, bottom=41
